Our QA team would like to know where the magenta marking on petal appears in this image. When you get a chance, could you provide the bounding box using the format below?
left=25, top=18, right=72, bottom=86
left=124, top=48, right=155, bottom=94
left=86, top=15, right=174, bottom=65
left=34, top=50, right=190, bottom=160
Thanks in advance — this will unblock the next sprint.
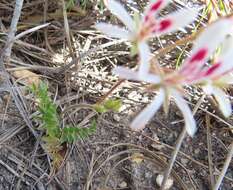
left=150, top=0, right=163, bottom=12
left=204, top=62, right=221, bottom=76
left=158, top=19, right=172, bottom=32
left=189, top=48, right=208, bottom=63
left=145, top=0, right=163, bottom=22
left=179, top=48, right=209, bottom=77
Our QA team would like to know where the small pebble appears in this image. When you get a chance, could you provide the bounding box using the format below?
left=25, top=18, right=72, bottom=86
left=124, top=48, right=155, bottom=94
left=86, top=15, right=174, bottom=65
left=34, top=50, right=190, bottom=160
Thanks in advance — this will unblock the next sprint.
left=113, top=114, right=120, bottom=122
left=156, top=174, right=174, bottom=190
left=119, top=181, right=127, bottom=188
left=153, top=134, right=159, bottom=141
left=194, top=148, right=200, bottom=155
left=181, top=158, right=189, bottom=165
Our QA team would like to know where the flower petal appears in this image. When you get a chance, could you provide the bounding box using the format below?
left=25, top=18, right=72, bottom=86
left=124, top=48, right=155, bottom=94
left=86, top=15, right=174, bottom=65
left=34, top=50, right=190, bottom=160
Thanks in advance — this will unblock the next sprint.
left=191, top=19, right=232, bottom=61
left=171, top=89, right=197, bottom=137
left=196, top=62, right=221, bottom=81
left=211, top=36, right=233, bottom=77
left=155, top=8, right=198, bottom=35
left=113, top=66, right=140, bottom=80
left=141, top=73, right=161, bottom=83
left=95, top=23, right=130, bottom=39
left=179, top=18, right=232, bottom=77
left=130, top=88, right=165, bottom=130
left=212, top=87, right=232, bottom=117
left=198, top=36, right=233, bottom=81
left=113, top=66, right=161, bottom=83
left=202, top=82, right=214, bottom=95
left=138, top=42, right=151, bottom=77
left=220, top=35, right=233, bottom=58
left=144, top=0, right=170, bottom=20
left=217, top=73, right=233, bottom=84
left=105, top=0, right=134, bottom=31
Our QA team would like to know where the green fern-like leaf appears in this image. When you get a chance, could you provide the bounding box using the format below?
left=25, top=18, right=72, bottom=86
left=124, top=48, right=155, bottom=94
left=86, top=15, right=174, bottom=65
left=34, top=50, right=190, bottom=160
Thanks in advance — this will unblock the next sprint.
left=30, top=82, right=61, bottom=138
left=61, top=120, right=96, bottom=143
left=31, top=81, right=96, bottom=172
left=103, top=99, right=122, bottom=112
left=94, top=99, right=122, bottom=113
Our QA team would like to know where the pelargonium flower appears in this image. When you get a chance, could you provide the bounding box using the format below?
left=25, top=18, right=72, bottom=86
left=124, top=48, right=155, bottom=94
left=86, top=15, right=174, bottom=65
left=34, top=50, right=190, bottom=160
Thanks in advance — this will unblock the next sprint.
left=180, top=34, right=233, bottom=117
left=113, top=18, right=232, bottom=137
left=96, top=0, right=198, bottom=75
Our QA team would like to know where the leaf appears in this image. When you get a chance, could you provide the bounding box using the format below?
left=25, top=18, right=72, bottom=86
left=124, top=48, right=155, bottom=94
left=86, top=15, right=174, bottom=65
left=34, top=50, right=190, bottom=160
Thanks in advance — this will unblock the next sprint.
left=97, top=0, right=105, bottom=13
left=13, top=70, right=41, bottom=86
left=90, top=119, right=97, bottom=132
left=103, top=99, right=122, bottom=112
left=30, top=82, right=61, bottom=138
left=93, top=104, right=107, bottom=113
left=60, top=121, right=96, bottom=144
left=66, top=0, right=76, bottom=10
left=93, top=99, right=122, bottom=113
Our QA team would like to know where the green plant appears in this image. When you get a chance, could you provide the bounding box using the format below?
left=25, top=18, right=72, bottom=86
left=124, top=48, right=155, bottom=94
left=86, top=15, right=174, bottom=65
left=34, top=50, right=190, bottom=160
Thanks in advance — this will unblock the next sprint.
left=30, top=82, right=60, bottom=138
left=66, top=0, right=76, bottom=10
left=97, top=0, right=105, bottom=13
left=93, top=98, right=122, bottom=113
left=80, top=0, right=88, bottom=10
left=30, top=82, right=96, bottom=170
left=61, top=120, right=96, bottom=143
left=66, top=0, right=89, bottom=10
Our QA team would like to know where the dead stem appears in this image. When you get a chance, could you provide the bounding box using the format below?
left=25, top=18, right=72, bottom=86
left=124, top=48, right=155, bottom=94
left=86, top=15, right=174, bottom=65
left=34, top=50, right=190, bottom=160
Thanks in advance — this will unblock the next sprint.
left=160, top=127, right=187, bottom=190
left=61, top=0, right=75, bottom=57
left=206, top=115, right=215, bottom=188
left=0, top=0, right=39, bottom=138
left=3, top=0, right=24, bottom=61
left=14, top=23, right=50, bottom=40
left=213, top=142, right=233, bottom=190
left=96, top=79, right=125, bottom=104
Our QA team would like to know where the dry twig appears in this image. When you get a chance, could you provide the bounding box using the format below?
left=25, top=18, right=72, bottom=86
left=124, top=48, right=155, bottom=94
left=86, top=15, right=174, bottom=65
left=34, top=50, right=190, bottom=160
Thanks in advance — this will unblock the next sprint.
left=213, top=142, right=233, bottom=190
left=206, top=114, right=215, bottom=188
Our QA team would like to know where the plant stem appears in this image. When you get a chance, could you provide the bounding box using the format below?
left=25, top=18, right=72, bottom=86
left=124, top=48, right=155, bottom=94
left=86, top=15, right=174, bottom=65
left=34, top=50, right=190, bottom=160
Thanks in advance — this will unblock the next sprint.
left=4, top=0, right=24, bottom=61
left=160, top=127, right=186, bottom=190
left=160, top=95, right=205, bottom=189
left=206, top=115, right=215, bottom=188
left=213, top=142, right=233, bottom=190
left=96, top=79, right=125, bottom=104
left=0, top=0, right=38, bottom=137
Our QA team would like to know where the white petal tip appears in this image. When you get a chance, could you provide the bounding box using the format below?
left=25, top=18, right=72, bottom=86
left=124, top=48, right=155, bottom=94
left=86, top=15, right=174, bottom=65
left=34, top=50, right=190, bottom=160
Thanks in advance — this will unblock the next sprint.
left=112, top=66, right=140, bottom=80
left=222, top=108, right=232, bottom=118
left=130, top=123, right=146, bottom=131
left=129, top=89, right=165, bottom=132
left=186, top=125, right=197, bottom=137
left=95, top=23, right=130, bottom=39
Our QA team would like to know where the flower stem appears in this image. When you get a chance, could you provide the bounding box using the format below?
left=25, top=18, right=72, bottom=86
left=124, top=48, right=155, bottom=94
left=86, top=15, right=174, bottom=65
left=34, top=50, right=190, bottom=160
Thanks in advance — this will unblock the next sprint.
left=160, top=127, right=186, bottom=190
left=160, top=94, right=205, bottom=190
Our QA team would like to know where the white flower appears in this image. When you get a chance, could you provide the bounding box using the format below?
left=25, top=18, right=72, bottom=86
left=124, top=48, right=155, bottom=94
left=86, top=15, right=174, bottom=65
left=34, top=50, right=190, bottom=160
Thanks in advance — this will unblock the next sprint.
left=195, top=35, right=233, bottom=117
left=96, top=0, right=198, bottom=75
left=113, top=63, right=196, bottom=136
left=178, top=19, right=233, bottom=117
left=113, top=18, right=233, bottom=136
